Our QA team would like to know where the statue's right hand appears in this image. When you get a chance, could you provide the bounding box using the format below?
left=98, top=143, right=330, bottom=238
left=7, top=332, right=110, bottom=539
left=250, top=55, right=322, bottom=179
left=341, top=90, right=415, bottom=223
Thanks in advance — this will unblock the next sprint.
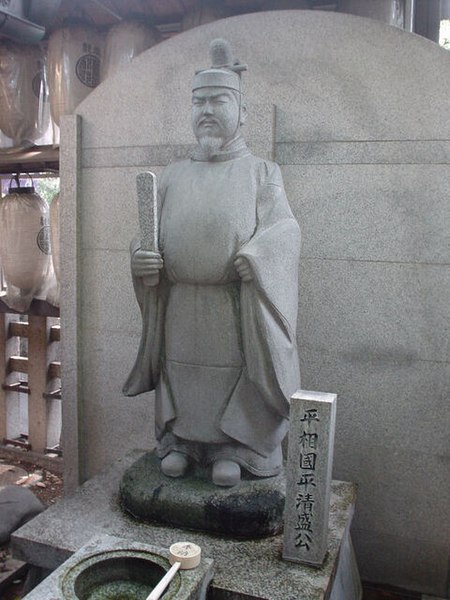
left=131, top=250, right=163, bottom=285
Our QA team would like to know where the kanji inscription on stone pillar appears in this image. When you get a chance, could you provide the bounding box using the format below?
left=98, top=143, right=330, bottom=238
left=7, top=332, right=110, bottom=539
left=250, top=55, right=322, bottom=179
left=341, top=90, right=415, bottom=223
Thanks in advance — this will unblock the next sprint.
left=283, top=390, right=337, bottom=566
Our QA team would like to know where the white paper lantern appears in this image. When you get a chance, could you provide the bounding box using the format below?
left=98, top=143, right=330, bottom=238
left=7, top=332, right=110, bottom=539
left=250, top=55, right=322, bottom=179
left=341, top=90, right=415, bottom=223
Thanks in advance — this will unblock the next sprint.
left=48, top=23, right=103, bottom=126
left=0, top=41, right=50, bottom=146
left=102, top=19, right=159, bottom=81
left=0, top=178, right=52, bottom=311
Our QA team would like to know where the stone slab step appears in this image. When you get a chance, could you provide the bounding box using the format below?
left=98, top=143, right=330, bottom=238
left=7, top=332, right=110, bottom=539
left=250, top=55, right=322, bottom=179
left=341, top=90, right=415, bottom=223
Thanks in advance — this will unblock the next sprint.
left=0, top=553, right=27, bottom=592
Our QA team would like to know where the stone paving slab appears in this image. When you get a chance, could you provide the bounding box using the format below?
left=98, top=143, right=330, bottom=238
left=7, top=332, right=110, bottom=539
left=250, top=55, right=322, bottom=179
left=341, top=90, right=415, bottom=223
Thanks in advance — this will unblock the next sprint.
left=0, top=548, right=27, bottom=598
left=0, top=554, right=27, bottom=592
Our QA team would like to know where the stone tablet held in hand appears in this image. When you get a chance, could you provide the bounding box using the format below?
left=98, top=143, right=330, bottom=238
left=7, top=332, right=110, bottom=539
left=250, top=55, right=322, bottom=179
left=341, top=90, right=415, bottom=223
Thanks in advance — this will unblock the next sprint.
left=136, top=171, right=159, bottom=287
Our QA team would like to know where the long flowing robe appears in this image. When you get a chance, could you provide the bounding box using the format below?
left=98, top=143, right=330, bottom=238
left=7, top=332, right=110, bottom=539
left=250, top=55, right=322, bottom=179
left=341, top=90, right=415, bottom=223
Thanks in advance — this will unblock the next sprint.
left=123, top=140, right=301, bottom=476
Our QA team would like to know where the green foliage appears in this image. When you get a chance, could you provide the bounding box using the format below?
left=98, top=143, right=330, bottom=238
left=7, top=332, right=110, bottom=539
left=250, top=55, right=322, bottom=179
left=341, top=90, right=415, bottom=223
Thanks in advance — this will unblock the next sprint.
left=440, top=20, right=450, bottom=50
left=34, top=177, right=60, bottom=204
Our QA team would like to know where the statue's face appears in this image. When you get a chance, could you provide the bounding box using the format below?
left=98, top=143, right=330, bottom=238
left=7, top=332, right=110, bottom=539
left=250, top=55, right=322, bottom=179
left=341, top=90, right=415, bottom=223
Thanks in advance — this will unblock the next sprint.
left=191, top=87, right=241, bottom=144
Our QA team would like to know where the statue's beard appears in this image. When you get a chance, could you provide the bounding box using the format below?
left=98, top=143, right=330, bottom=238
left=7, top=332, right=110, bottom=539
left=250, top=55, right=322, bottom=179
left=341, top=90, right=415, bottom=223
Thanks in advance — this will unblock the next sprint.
left=196, top=135, right=224, bottom=159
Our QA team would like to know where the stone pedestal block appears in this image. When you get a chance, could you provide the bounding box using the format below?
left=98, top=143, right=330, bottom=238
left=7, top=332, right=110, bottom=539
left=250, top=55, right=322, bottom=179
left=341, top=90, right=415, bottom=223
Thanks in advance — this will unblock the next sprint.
left=12, top=450, right=360, bottom=600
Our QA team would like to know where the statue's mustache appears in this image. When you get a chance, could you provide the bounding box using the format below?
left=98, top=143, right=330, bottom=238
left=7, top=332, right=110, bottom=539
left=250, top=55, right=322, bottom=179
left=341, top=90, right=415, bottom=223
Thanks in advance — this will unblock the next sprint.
left=197, top=117, right=219, bottom=126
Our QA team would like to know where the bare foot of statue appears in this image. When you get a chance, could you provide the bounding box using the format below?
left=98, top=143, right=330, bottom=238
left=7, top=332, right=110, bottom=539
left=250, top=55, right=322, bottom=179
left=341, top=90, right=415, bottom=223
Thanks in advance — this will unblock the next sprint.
left=212, top=459, right=241, bottom=487
left=161, top=452, right=189, bottom=478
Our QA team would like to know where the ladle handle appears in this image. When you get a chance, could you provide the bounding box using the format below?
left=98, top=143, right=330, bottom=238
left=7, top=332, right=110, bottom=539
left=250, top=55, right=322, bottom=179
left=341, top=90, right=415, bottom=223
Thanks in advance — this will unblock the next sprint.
left=146, top=561, right=180, bottom=600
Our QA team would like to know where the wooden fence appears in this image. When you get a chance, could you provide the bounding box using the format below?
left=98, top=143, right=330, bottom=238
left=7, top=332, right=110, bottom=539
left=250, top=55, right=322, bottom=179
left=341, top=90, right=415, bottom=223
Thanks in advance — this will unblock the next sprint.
left=0, top=298, right=61, bottom=461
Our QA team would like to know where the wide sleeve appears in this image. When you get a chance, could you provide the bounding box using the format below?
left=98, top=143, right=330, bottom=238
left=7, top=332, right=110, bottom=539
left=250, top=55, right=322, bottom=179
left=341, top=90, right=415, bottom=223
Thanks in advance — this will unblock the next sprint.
left=236, top=163, right=301, bottom=418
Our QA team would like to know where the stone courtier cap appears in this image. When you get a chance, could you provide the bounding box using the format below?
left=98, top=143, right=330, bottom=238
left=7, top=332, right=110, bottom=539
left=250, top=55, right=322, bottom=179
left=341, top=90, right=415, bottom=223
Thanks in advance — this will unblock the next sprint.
left=192, top=38, right=247, bottom=93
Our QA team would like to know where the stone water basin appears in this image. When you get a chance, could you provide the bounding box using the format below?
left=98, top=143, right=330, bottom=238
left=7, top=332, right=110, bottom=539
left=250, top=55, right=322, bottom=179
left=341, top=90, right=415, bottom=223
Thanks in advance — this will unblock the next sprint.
left=22, top=536, right=214, bottom=600
left=61, top=549, right=179, bottom=599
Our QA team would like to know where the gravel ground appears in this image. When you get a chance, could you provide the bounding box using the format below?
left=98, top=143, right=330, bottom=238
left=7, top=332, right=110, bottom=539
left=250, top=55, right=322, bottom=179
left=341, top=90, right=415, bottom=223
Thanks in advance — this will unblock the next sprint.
left=0, top=452, right=63, bottom=507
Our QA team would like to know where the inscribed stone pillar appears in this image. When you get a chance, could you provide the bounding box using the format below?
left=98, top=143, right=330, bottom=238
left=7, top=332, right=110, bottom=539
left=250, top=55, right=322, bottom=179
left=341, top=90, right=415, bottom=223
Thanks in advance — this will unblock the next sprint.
left=283, top=390, right=337, bottom=566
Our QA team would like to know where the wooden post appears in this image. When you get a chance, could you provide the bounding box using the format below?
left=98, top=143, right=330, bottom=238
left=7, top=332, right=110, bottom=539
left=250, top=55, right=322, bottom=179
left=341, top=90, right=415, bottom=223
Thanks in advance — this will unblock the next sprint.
left=0, top=313, right=20, bottom=442
left=28, top=315, right=48, bottom=453
left=0, top=314, right=6, bottom=441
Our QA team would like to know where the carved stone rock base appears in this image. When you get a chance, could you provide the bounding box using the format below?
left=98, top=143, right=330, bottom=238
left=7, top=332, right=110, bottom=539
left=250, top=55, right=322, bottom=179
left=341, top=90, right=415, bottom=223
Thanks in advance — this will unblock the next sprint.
left=119, top=451, right=285, bottom=538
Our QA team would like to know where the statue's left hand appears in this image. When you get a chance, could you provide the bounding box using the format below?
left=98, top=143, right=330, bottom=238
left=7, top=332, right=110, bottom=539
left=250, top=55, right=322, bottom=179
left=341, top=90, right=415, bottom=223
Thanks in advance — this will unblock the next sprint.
left=234, top=256, right=253, bottom=282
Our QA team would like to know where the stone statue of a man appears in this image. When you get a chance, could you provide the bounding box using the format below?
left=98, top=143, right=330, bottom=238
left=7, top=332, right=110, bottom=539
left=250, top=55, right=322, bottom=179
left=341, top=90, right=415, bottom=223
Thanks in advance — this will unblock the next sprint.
left=124, top=39, right=301, bottom=487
